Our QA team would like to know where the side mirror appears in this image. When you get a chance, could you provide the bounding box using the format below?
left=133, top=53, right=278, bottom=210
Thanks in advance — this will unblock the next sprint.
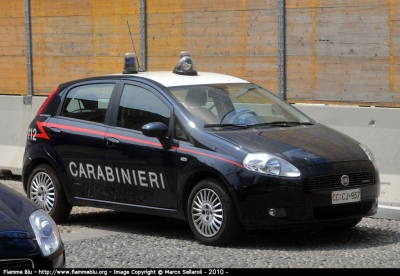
left=142, top=122, right=171, bottom=150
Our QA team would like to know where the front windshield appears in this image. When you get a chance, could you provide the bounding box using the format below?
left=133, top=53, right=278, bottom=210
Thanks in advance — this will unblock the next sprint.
left=167, top=83, right=313, bottom=128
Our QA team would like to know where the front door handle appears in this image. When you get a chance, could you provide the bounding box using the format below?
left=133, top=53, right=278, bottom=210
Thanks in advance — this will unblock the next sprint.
left=105, top=137, right=120, bottom=147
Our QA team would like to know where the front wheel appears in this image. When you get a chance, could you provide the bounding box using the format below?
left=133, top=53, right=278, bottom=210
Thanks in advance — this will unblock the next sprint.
left=27, top=164, right=72, bottom=223
left=187, top=178, right=241, bottom=246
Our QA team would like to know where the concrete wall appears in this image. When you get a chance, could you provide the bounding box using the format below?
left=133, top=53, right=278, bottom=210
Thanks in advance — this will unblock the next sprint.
left=0, top=96, right=398, bottom=220
left=0, top=96, right=44, bottom=175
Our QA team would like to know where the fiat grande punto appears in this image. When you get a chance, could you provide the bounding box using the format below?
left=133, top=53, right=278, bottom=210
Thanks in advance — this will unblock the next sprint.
left=22, top=52, right=380, bottom=245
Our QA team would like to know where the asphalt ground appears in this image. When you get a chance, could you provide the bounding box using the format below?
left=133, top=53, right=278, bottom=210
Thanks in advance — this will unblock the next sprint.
left=2, top=178, right=400, bottom=269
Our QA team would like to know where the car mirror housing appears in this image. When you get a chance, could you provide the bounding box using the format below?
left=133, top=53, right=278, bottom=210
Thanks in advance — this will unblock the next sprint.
left=142, top=122, right=171, bottom=150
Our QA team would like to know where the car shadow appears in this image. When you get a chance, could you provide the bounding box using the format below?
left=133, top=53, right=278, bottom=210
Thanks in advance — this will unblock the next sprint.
left=231, top=226, right=398, bottom=251
left=59, top=210, right=400, bottom=251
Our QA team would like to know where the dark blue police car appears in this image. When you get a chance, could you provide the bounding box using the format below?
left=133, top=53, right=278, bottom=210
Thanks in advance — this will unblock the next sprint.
left=23, top=52, right=380, bottom=245
left=0, top=183, right=65, bottom=269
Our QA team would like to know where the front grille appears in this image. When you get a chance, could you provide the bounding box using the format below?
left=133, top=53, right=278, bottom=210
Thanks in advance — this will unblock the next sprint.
left=0, top=259, right=34, bottom=270
left=313, top=200, right=374, bottom=220
left=309, top=171, right=374, bottom=191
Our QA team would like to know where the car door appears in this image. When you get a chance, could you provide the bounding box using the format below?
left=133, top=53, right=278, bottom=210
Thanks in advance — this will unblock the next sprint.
left=103, top=81, right=178, bottom=209
left=46, top=81, right=117, bottom=199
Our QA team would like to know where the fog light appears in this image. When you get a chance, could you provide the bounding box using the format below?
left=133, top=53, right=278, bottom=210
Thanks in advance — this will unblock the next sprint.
left=268, top=208, right=287, bottom=218
left=268, top=208, right=276, bottom=217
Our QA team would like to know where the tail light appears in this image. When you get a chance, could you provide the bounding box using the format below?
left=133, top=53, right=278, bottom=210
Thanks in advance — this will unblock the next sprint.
left=36, top=87, right=59, bottom=116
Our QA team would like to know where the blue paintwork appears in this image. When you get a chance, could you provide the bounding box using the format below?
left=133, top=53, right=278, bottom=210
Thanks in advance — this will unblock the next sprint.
left=0, top=184, right=65, bottom=267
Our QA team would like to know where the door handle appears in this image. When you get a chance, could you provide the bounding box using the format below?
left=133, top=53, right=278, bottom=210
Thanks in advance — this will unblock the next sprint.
left=105, top=137, right=120, bottom=147
left=49, top=127, right=61, bottom=134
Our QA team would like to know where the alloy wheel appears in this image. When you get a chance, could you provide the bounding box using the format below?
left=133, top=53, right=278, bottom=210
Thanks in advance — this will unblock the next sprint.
left=191, top=188, right=223, bottom=237
left=30, top=172, right=55, bottom=213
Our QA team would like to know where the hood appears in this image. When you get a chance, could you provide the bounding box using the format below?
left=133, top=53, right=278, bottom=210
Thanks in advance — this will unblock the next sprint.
left=213, top=124, right=369, bottom=167
left=0, top=184, right=37, bottom=235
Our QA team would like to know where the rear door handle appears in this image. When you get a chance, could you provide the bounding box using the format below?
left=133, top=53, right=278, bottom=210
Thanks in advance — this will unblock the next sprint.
left=49, top=127, right=61, bottom=134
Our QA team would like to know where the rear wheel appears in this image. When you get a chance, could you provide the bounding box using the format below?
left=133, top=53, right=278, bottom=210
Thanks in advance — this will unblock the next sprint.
left=27, top=164, right=72, bottom=223
left=187, top=178, right=241, bottom=246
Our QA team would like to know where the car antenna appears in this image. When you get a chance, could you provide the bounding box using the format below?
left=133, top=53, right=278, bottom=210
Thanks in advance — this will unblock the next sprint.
left=127, top=20, right=142, bottom=72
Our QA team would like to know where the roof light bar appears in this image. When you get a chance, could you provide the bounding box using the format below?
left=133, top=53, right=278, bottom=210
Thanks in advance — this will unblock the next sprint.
left=123, top=53, right=138, bottom=74
left=173, top=51, right=197, bottom=76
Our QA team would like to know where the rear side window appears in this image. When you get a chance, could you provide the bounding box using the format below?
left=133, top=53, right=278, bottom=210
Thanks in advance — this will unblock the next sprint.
left=117, top=84, right=171, bottom=131
left=61, top=83, right=114, bottom=123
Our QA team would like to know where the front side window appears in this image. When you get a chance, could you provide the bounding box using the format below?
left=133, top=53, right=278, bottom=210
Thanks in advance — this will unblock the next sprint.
left=117, top=85, right=171, bottom=131
left=168, top=83, right=312, bottom=127
left=61, top=83, right=114, bottom=123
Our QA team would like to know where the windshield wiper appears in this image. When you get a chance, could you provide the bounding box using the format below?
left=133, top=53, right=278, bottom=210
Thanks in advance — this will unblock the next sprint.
left=251, top=121, right=314, bottom=128
left=204, top=121, right=313, bottom=129
left=203, top=124, right=248, bottom=129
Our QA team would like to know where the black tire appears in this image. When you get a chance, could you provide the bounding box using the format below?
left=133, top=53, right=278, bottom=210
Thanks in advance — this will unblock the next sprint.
left=27, top=164, right=72, bottom=223
left=187, top=178, right=242, bottom=246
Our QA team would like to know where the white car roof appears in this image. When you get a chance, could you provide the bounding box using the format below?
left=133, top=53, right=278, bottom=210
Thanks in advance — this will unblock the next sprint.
left=114, top=71, right=249, bottom=87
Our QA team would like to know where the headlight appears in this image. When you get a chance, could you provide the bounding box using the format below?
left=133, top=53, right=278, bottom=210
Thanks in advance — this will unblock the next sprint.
left=360, top=144, right=378, bottom=170
left=29, top=209, right=62, bottom=256
left=243, top=153, right=301, bottom=177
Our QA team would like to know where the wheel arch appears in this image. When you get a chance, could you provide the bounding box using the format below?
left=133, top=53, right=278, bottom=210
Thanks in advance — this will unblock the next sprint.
left=23, top=156, right=73, bottom=222
left=23, top=156, right=65, bottom=194
left=23, top=158, right=51, bottom=192
left=181, top=169, right=240, bottom=221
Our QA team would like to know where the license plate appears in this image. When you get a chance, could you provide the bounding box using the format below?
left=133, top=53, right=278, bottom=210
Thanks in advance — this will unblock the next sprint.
left=332, top=189, right=361, bottom=204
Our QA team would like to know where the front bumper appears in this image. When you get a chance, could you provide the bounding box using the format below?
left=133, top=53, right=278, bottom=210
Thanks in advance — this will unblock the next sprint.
left=230, top=161, right=380, bottom=230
